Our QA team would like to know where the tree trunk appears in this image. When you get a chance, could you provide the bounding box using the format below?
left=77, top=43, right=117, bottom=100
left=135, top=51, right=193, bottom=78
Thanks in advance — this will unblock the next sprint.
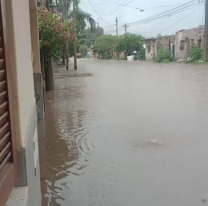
left=66, top=41, right=69, bottom=70
left=62, top=46, right=65, bottom=65
left=45, top=58, right=54, bottom=91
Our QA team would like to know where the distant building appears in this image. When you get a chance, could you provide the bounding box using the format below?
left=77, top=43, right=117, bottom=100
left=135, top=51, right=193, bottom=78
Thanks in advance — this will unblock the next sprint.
left=175, top=25, right=204, bottom=60
left=145, top=38, right=156, bottom=61
left=156, top=35, right=175, bottom=54
left=145, top=35, right=175, bottom=61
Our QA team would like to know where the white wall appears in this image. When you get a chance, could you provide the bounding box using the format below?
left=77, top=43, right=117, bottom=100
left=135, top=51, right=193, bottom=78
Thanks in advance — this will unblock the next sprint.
left=6, top=0, right=36, bottom=148
left=30, top=9, right=41, bottom=73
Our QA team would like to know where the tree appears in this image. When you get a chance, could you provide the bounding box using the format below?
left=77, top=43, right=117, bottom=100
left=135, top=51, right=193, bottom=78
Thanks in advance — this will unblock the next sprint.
left=93, top=35, right=117, bottom=59
left=84, top=27, right=104, bottom=47
left=115, top=34, right=145, bottom=59
left=79, top=44, right=88, bottom=57
left=157, top=33, right=162, bottom=38
left=57, top=0, right=96, bottom=32
left=56, top=0, right=96, bottom=65
left=38, top=7, right=75, bottom=90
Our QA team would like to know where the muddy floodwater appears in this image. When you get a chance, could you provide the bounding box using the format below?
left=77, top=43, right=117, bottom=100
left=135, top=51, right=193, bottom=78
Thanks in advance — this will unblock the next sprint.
left=40, top=60, right=208, bottom=206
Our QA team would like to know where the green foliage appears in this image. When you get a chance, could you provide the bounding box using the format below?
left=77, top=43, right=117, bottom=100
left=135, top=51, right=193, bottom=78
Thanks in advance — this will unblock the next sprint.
left=161, top=59, right=170, bottom=63
left=38, top=7, right=75, bottom=61
left=79, top=44, right=88, bottom=57
left=154, top=44, right=172, bottom=63
left=84, top=27, right=104, bottom=47
left=93, top=35, right=117, bottom=59
left=115, top=34, right=145, bottom=59
left=187, top=44, right=203, bottom=62
left=70, top=7, right=96, bottom=34
left=68, top=42, right=74, bottom=57
left=57, top=0, right=96, bottom=33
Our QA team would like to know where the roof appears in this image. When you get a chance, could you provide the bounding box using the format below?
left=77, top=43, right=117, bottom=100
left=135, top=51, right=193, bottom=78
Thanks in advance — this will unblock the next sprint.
left=145, top=38, right=156, bottom=41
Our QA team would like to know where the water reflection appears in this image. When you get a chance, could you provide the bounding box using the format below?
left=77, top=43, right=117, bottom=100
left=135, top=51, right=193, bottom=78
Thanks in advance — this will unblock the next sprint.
left=41, top=74, right=90, bottom=205
left=41, top=61, right=208, bottom=206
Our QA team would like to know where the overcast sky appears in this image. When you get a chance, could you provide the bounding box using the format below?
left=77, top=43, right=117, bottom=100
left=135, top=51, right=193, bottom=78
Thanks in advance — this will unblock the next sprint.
left=79, top=0, right=204, bottom=38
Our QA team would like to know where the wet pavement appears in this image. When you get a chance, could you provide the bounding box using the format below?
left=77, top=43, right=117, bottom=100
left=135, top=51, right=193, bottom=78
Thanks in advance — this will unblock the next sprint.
left=40, top=59, right=208, bottom=206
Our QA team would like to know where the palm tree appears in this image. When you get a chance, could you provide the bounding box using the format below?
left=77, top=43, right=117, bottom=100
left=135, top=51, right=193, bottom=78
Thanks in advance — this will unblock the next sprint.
left=55, top=0, right=96, bottom=65
left=56, top=0, right=96, bottom=32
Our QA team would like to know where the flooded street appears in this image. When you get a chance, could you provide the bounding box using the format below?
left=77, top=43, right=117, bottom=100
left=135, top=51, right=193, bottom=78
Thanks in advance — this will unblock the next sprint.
left=40, top=59, right=208, bottom=206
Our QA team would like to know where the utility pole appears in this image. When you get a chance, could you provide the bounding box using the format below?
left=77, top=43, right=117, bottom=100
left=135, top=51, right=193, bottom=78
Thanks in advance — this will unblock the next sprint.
left=46, top=0, right=50, bottom=10
left=116, top=17, right=119, bottom=60
left=73, top=0, right=77, bottom=70
left=123, top=23, right=129, bottom=60
left=204, top=0, right=208, bottom=62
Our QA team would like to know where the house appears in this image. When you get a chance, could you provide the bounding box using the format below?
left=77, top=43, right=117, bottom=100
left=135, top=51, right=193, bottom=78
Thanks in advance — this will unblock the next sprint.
left=145, top=35, right=175, bottom=61
left=156, top=35, right=175, bottom=58
left=0, top=0, right=44, bottom=206
left=145, top=38, right=156, bottom=60
left=175, top=25, right=204, bottom=60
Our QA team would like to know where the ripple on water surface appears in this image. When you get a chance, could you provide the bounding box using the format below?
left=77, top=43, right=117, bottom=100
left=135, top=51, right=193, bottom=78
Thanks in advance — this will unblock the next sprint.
left=41, top=61, right=208, bottom=206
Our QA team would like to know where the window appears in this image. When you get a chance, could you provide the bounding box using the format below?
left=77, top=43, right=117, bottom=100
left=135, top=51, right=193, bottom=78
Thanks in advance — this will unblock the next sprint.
left=147, top=46, right=151, bottom=53
left=180, top=40, right=185, bottom=50
left=191, top=39, right=194, bottom=44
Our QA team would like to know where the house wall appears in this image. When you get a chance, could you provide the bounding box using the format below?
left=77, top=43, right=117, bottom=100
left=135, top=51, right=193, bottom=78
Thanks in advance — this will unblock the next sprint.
left=175, top=26, right=204, bottom=60
left=5, top=0, right=41, bottom=205
left=155, top=35, right=175, bottom=56
left=6, top=0, right=35, bottom=147
left=145, top=39, right=156, bottom=60
left=30, top=7, right=44, bottom=120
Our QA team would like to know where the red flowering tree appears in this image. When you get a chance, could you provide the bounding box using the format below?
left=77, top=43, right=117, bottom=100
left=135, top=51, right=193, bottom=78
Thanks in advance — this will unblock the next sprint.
left=37, top=7, right=75, bottom=91
left=38, top=7, right=75, bottom=60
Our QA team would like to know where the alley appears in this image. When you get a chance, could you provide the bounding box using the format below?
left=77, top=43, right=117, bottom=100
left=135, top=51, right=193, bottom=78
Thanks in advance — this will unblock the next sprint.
left=40, top=59, right=208, bottom=206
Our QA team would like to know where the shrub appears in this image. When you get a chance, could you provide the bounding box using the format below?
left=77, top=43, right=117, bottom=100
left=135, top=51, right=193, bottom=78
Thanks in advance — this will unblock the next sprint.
left=154, top=44, right=172, bottom=63
left=187, top=44, right=203, bottom=62
left=162, top=59, right=170, bottom=63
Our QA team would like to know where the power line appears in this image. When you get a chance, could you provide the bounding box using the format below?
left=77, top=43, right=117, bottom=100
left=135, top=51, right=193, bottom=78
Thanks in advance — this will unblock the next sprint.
left=128, top=5, right=202, bottom=35
left=82, top=2, right=88, bottom=12
left=130, top=0, right=198, bottom=25
left=104, top=24, right=116, bottom=33
left=113, top=0, right=200, bottom=32
left=128, top=0, right=200, bottom=26
left=101, top=0, right=202, bottom=36
left=100, top=0, right=135, bottom=19
left=85, top=0, right=113, bottom=25
left=83, top=1, right=192, bottom=10
left=113, top=2, right=202, bottom=37
left=106, top=0, right=136, bottom=17
left=150, top=6, right=201, bottom=33
left=130, top=4, right=199, bottom=27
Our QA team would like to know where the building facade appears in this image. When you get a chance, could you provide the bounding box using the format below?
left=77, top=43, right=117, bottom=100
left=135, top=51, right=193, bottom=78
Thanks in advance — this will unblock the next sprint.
left=145, top=38, right=156, bottom=60
left=145, top=35, right=175, bottom=61
left=175, top=25, right=204, bottom=60
left=0, top=0, right=43, bottom=206
left=156, top=35, right=175, bottom=58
